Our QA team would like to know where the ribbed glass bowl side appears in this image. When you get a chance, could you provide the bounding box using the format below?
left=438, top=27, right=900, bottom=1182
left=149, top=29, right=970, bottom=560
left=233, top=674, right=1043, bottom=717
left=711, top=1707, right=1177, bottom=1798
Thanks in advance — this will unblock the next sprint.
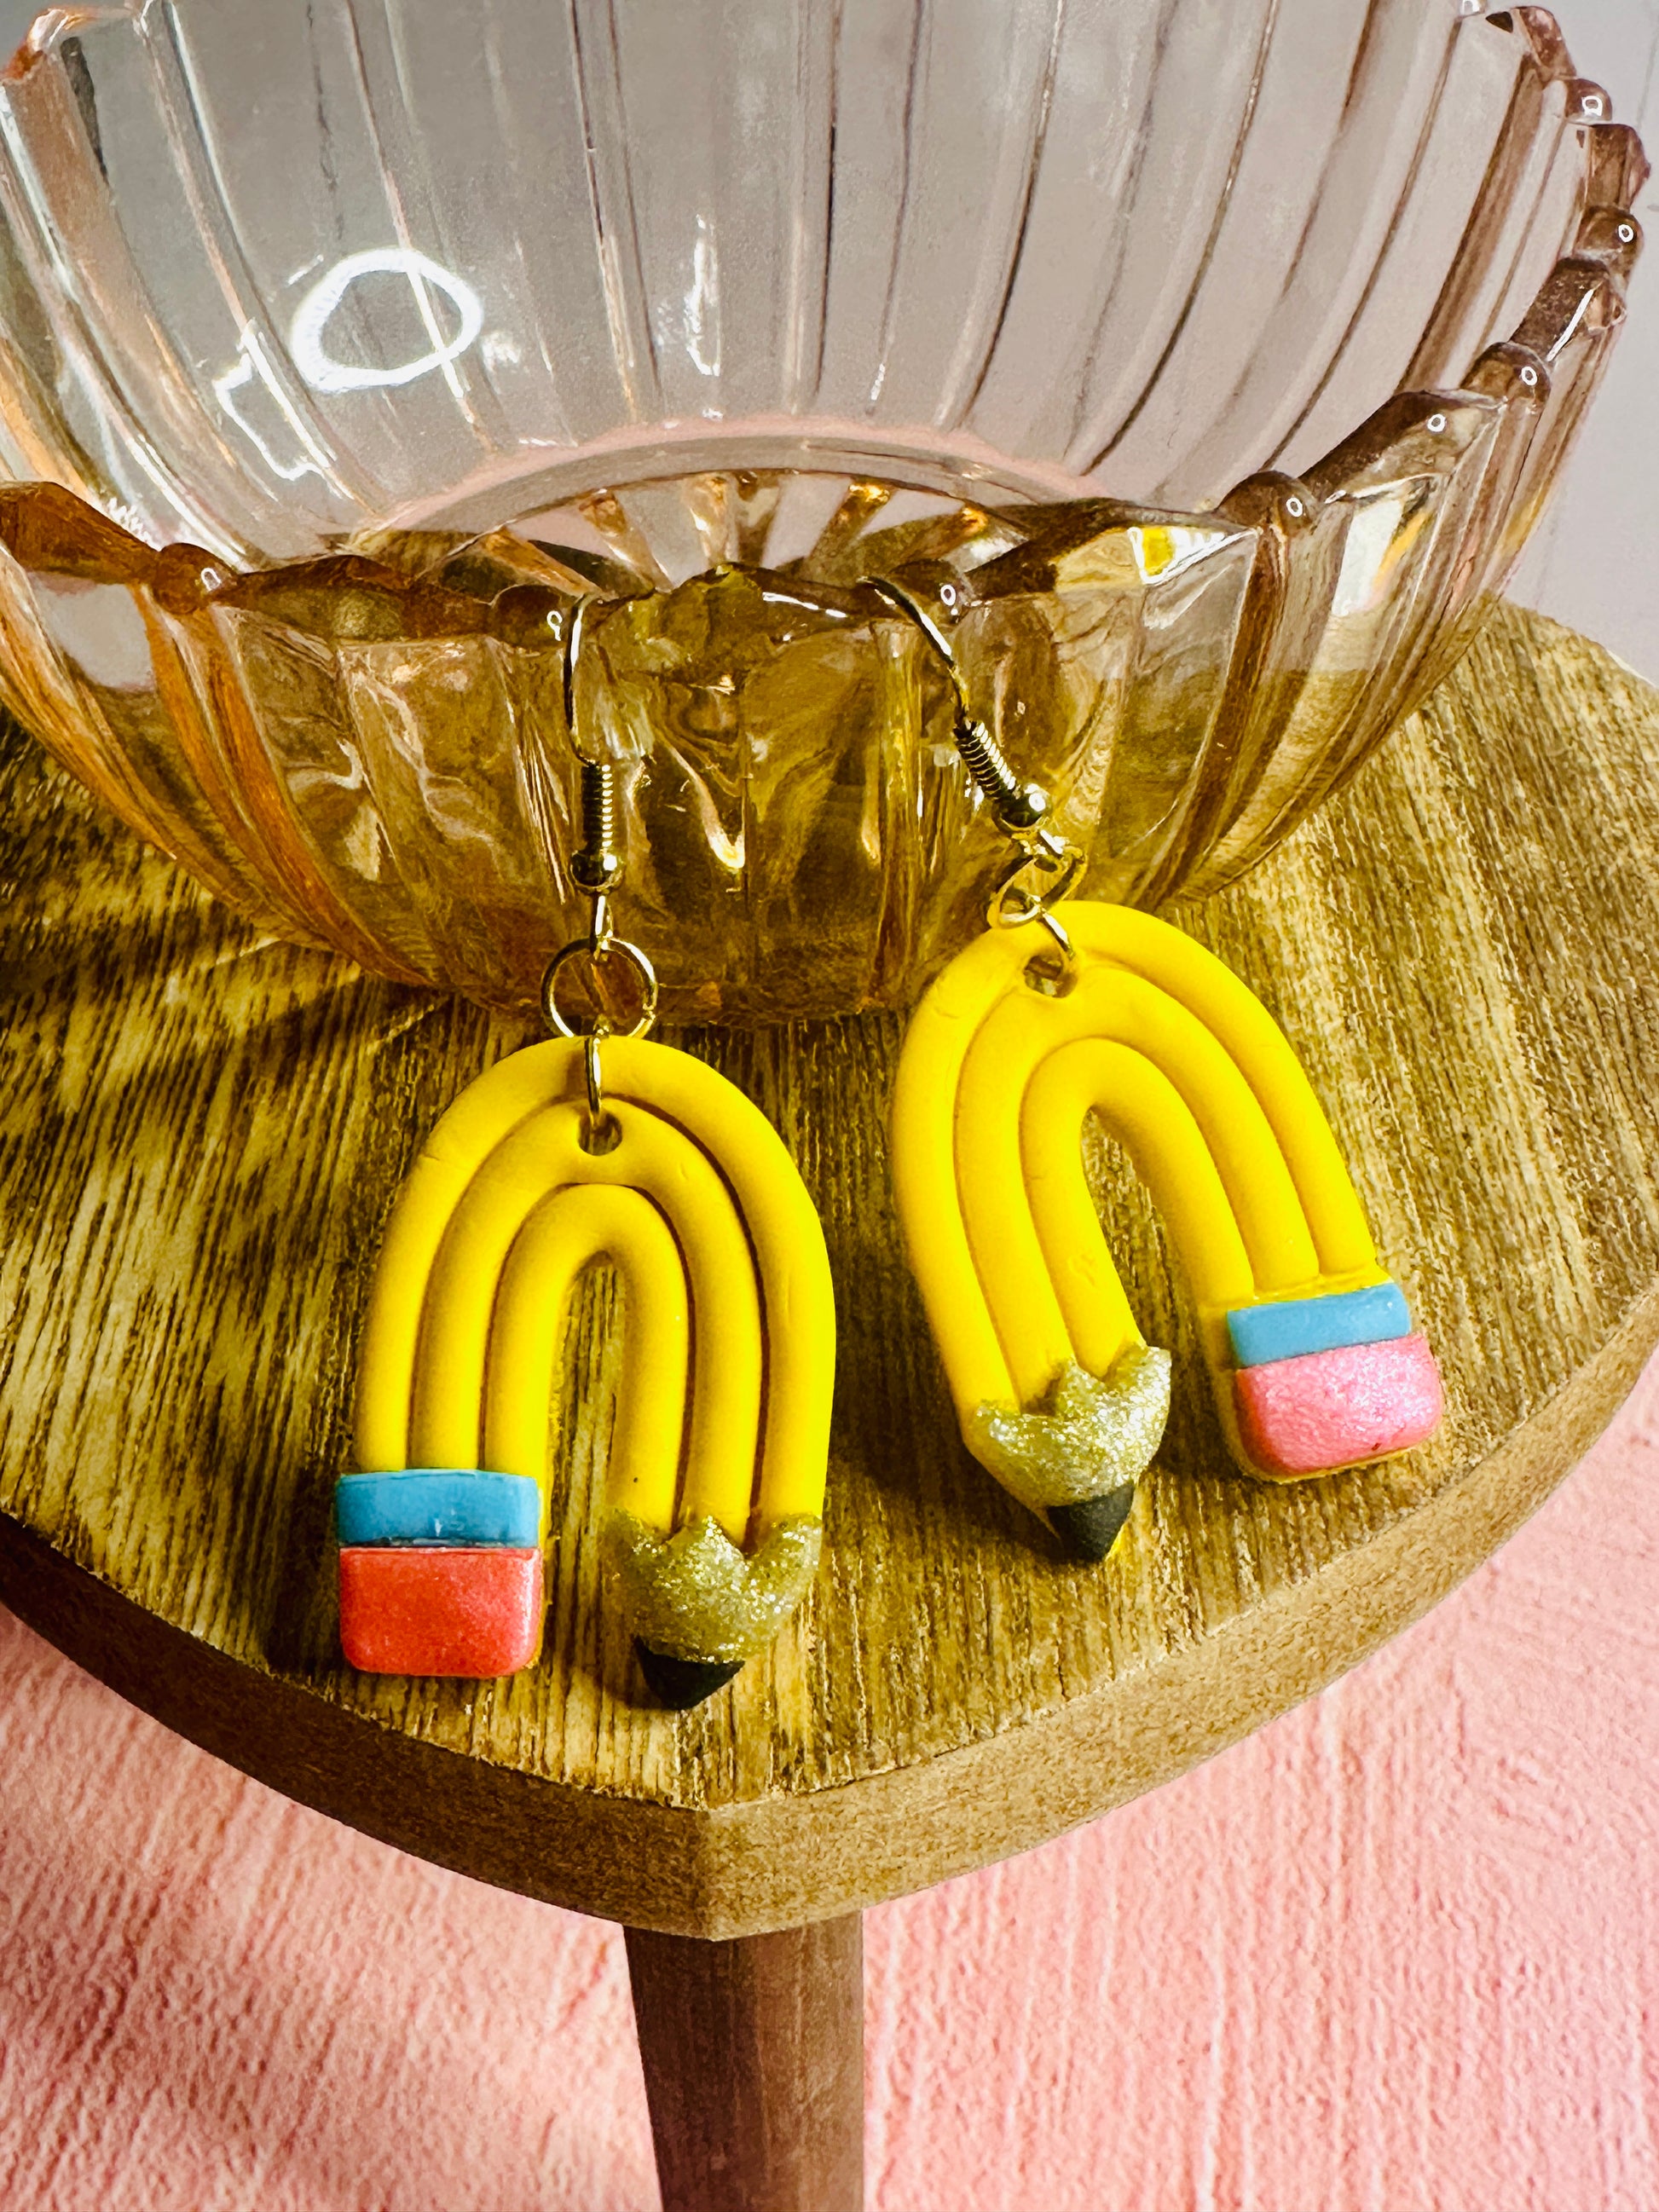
left=0, top=2, right=1643, bottom=1019
left=0, top=214, right=1636, bottom=1025
left=0, top=0, right=1628, bottom=555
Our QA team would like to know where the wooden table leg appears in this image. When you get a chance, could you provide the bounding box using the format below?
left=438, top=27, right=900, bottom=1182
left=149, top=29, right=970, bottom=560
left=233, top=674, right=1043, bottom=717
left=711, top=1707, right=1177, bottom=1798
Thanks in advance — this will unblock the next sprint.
left=625, top=1913, right=864, bottom=2212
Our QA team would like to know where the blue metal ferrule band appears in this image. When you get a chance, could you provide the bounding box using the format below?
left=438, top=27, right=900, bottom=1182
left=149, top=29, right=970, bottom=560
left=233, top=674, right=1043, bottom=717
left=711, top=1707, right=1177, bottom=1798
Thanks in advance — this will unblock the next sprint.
left=335, top=1469, right=542, bottom=1549
left=1225, top=1280, right=1413, bottom=1370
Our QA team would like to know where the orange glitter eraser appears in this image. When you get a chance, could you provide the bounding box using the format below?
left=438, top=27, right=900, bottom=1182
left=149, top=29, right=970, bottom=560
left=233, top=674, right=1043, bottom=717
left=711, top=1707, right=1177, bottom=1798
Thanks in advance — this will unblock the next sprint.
left=338, top=1546, right=543, bottom=1677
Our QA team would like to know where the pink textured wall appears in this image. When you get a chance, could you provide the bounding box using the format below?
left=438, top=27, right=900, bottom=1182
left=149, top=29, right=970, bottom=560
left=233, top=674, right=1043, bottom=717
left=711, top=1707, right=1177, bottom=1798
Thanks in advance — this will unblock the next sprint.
left=2, top=1355, right=1656, bottom=2211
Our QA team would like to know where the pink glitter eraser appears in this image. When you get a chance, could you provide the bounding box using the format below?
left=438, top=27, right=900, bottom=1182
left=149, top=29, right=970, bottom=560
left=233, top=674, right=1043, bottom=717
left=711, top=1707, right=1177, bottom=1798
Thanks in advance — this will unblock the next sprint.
left=338, top=1547, right=543, bottom=1677
left=1234, top=1333, right=1443, bottom=1478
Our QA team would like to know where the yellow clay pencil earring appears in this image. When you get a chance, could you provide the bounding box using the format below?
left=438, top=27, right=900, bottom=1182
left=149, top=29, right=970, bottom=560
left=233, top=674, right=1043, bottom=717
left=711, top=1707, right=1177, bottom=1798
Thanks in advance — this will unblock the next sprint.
left=876, top=581, right=1443, bottom=1564
left=334, top=601, right=835, bottom=1706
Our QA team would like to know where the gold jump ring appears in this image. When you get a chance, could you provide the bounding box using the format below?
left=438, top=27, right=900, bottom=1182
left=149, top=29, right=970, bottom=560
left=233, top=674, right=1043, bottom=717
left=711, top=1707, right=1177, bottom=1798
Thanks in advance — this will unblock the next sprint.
left=987, top=838, right=1085, bottom=933
left=541, top=935, right=660, bottom=1041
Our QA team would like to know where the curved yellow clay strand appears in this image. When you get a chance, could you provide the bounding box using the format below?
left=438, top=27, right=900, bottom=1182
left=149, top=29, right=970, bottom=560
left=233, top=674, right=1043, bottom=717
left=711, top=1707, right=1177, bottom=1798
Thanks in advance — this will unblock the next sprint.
left=406, top=1097, right=762, bottom=1545
left=949, top=998, right=1091, bottom=1411
left=1059, top=904, right=1379, bottom=1282
left=889, top=907, right=1380, bottom=1332
left=357, top=1035, right=834, bottom=1541
left=1055, top=966, right=1317, bottom=1288
left=596, top=1037, right=836, bottom=1533
left=483, top=1184, right=690, bottom=1538
left=1022, top=1038, right=1256, bottom=1380
left=888, top=933, right=1027, bottom=1416
left=355, top=1046, right=592, bottom=1473
left=956, top=964, right=1321, bottom=1408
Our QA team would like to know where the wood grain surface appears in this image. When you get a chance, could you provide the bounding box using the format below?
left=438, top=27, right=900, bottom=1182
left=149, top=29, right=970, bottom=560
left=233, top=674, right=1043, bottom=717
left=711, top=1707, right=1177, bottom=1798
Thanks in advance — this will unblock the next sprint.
left=0, top=601, right=1655, bottom=1940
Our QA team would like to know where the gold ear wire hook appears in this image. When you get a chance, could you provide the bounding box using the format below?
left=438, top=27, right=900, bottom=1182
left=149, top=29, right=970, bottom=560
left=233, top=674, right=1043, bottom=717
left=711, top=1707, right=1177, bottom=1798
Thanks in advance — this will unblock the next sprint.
left=561, top=592, right=587, bottom=736
left=584, top=1026, right=607, bottom=1123
left=544, top=597, right=660, bottom=1139
left=562, top=598, right=622, bottom=948
left=866, top=577, right=1049, bottom=835
left=867, top=575, right=1082, bottom=957
left=865, top=576, right=969, bottom=719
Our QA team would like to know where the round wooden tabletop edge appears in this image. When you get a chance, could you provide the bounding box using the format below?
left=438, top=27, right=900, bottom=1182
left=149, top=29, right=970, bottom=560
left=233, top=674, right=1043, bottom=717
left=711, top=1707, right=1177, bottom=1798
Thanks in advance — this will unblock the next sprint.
left=3, top=1279, right=1650, bottom=1938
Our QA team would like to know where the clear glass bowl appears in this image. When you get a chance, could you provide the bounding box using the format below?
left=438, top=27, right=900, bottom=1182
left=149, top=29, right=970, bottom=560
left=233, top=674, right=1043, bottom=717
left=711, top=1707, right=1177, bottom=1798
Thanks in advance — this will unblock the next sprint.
left=0, top=0, right=1642, bottom=1019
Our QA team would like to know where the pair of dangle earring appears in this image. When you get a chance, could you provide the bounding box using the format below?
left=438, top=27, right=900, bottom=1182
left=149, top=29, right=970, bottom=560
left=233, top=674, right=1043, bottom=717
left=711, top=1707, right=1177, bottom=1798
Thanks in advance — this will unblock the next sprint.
left=330, top=575, right=1446, bottom=1695
left=334, top=602, right=835, bottom=1707
left=877, top=581, right=1445, bottom=1562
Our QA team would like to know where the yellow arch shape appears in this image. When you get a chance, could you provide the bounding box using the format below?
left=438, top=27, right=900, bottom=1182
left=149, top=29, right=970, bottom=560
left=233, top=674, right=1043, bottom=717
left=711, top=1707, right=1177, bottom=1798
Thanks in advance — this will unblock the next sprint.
left=891, top=900, right=1389, bottom=1467
left=1024, top=1038, right=1254, bottom=1378
left=957, top=964, right=1324, bottom=1406
left=356, top=1035, right=835, bottom=1543
left=483, top=1184, right=689, bottom=1538
left=409, top=1097, right=760, bottom=1543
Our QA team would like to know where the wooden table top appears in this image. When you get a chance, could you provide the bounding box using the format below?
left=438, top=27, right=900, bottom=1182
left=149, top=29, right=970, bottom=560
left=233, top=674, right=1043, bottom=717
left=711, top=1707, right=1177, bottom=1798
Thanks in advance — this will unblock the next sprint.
left=0, top=600, right=1654, bottom=1940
